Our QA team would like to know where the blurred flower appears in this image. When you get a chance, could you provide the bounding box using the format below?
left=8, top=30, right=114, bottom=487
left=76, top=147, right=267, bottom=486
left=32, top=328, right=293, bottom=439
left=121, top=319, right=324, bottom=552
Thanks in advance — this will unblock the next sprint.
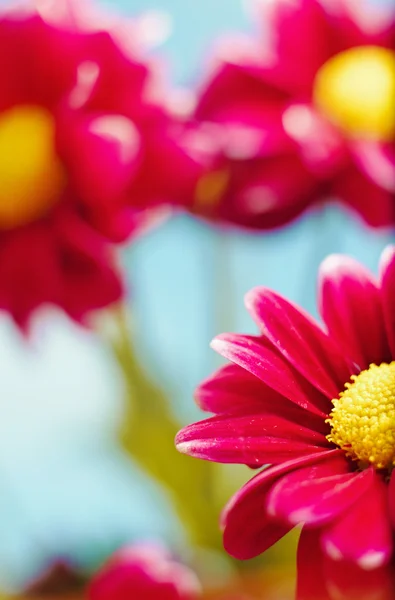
left=88, top=543, right=201, bottom=600
left=177, top=245, right=395, bottom=573
left=188, top=0, right=395, bottom=229
left=0, top=0, right=197, bottom=328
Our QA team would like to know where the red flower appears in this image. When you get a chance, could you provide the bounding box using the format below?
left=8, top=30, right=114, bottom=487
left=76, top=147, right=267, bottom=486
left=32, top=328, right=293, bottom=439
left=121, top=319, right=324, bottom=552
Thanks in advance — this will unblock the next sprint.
left=188, top=0, right=395, bottom=229
left=0, top=0, right=198, bottom=327
left=177, top=246, right=395, bottom=575
left=88, top=544, right=201, bottom=600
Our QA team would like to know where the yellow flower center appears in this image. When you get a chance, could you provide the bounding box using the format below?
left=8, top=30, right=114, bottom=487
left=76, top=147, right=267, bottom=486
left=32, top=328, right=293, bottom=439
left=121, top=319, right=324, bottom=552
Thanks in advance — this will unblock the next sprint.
left=0, top=105, right=65, bottom=230
left=314, top=46, right=395, bottom=141
left=327, top=362, right=395, bottom=470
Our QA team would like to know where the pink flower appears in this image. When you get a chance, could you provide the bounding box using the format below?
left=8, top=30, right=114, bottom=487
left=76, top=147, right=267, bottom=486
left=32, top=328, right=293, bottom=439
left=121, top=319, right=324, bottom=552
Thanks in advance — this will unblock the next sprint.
left=0, top=0, right=197, bottom=327
left=88, top=543, right=201, bottom=600
left=188, top=0, right=395, bottom=229
left=176, top=246, right=395, bottom=575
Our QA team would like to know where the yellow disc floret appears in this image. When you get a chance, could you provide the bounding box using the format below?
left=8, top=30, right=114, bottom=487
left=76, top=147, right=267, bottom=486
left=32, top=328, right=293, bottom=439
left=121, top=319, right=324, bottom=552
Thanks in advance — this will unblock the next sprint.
left=327, top=362, right=395, bottom=470
left=0, top=105, right=65, bottom=230
left=314, top=46, right=395, bottom=141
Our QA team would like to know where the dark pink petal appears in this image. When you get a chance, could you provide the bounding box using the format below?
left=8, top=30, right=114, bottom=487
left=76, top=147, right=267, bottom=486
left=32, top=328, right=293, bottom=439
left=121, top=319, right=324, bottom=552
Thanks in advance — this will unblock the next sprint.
left=267, top=458, right=373, bottom=526
left=334, top=164, right=395, bottom=228
left=245, top=288, right=352, bottom=398
left=282, top=104, right=347, bottom=177
left=60, top=112, right=141, bottom=210
left=318, top=254, right=390, bottom=369
left=255, top=0, right=332, bottom=96
left=222, top=450, right=339, bottom=559
left=176, top=411, right=330, bottom=465
left=324, top=557, right=395, bottom=600
left=211, top=334, right=331, bottom=416
left=297, top=527, right=395, bottom=600
left=324, top=0, right=395, bottom=50
left=195, top=61, right=288, bottom=123
left=195, top=364, right=329, bottom=436
left=322, top=472, right=393, bottom=568
left=380, top=246, right=395, bottom=356
left=196, top=363, right=279, bottom=414
left=352, top=141, right=395, bottom=194
left=297, top=528, right=330, bottom=600
left=388, top=470, right=395, bottom=530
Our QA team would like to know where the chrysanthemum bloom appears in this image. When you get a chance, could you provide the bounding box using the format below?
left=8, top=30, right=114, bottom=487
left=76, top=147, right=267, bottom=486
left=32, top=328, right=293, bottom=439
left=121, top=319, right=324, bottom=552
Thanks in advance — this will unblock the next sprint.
left=177, top=246, right=395, bottom=577
left=0, top=0, right=198, bottom=327
left=88, top=544, right=201, bottom=600
left=189, top=0, right=395, bottom=229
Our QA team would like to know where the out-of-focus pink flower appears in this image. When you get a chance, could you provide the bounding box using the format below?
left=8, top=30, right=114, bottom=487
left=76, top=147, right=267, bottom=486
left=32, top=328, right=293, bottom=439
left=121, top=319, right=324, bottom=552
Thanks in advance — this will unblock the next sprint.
left=177, top=246, right=395, bottom=577
left=88, top=543, right=201, bottom=600
left=0, top=0, right=198, bottom=328
left=187, top=0, right=395, bottom=230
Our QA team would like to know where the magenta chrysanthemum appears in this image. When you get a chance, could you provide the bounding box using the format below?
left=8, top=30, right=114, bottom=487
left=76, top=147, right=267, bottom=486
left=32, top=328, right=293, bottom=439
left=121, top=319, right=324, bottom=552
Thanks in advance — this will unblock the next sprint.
left=0, top=0, right=199, bottom=327
left=187, top=0, right=395, bottom=229
left=176, top=246, right=395, bottom=578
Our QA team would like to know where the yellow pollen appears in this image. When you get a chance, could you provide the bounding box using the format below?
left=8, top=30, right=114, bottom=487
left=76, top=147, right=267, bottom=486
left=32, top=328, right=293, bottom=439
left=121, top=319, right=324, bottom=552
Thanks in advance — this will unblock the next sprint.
left=194, top=169, right=230, bottom=211
left=0, top=105, right=66, bottom=230
left=314, top=46, right=395, bottom=141
left=327, top=362, right=395, bottom=470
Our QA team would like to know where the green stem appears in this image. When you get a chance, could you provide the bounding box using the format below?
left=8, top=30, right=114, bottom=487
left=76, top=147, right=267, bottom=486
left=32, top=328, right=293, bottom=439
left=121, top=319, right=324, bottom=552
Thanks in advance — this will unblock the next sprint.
left=109, top=307, right=225, bottom=553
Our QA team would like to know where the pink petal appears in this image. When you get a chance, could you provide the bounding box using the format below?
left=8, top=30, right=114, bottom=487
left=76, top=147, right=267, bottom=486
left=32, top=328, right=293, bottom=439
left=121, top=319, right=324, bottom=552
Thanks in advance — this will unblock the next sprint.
left=352, top=141, right=395, bottom=194
left=324, top=557, right=395, bottom=600
left=195, top=61, right=287, bottom=123
left=297, top=528, right=330, bottom=600
left=266, top=458, right=373, bottom=526
left=59, top=112, right=141, bottom=209
left=176, top=411, right=329, bottom=465
left=195, top=364, right=328, bottom=435
left=211, top=334, right=331, bottom=417
left=323, top=472, right=393, bottom=568
left=334, top=163, right=395, bottom=228
left=245, top=288, right=352, bottom=398
left=324, top=0, right=395, bottom=49
left=379, top=246, right=395, bottom=356
left=388, top=470, right=395, bottom=530
left=297, top=527, right=395, bottom=600
left=318, top=254, right=390, bottom=369
left=222, top=450, right=339, bottom=559
left=195, top=363, right=281, bottom=414
left=254, top=0, right=332, bottom=95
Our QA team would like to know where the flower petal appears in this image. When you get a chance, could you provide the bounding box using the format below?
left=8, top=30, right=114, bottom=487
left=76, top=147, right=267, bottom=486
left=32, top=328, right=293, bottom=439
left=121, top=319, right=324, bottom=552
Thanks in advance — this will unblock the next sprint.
left=318, top=254, right=390, bottom=369
left=222, top=450, right=339, bottom=559
left=334, top=162, right=395, bottom=228
left=322, top=472, right=393, bottom=569
left=176, top=411, right=330, bottom=465
left=195, top=363, right=283, bottom=414
left=211, top=333, right=331, bottom=416
left=297, top=527, right=395, bottom=600
left=254, top=0, right=332, bottom=95
left=245, top=288, right=352, bottom=398
left=379, top=246, right=395, bottom=356
left=195, top=364, right=329, bottom=436
left=297, top=528, right=330, bottom=600
left=267, top=458, right=373, bottom=526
